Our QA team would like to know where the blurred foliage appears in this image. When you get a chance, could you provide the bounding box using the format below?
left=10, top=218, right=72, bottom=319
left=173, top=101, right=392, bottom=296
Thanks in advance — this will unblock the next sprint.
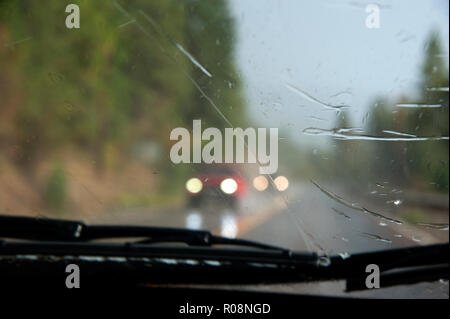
left=329, top=32, right=449, bottom=191
left=406, top=32, right=449, bottom=190
left=400, top=208, right=426, bottom=225
left=118, top=191, right=183, bottom=210
left=0, top=0, right=245, bottom=192
left=44, top=165, right=67, bottom=212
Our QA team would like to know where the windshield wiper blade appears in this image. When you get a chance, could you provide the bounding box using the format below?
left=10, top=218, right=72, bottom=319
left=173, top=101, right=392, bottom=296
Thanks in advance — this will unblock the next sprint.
left=1, top=215, right=448, bottom=290
left=0, top=215, right=448, bottom=290
left=0, top=215, right=288, bottom=252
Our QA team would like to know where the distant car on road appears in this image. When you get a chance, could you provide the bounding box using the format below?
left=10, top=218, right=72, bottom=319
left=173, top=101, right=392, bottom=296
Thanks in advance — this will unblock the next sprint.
left=185, top=165, right=247, bottom=209
left=252, top=174, right=289, bottom=193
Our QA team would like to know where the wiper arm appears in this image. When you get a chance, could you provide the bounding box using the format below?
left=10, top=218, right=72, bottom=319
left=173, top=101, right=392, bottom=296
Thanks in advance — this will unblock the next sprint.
left=327, top=243, right=449, bottom=291
left=0, top=215, right=288, bottom=252
left=1, top=215, right=447, bottom=290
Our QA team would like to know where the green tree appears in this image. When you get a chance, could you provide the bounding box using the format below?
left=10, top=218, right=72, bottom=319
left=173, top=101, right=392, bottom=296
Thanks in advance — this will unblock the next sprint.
left=0, top=0, right=245, bottom=182
left=364, top=32, right=449, bottom=190
left=406, top=32, right=449, bottom=190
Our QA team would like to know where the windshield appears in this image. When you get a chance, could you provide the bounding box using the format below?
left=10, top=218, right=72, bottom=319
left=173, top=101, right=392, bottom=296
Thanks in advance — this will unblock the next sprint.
left=0, top=0, right=448, bottom=295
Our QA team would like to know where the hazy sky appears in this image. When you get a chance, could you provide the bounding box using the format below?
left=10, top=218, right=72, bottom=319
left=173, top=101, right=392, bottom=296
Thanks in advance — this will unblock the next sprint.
left=229, top=0, right=449, bottom=144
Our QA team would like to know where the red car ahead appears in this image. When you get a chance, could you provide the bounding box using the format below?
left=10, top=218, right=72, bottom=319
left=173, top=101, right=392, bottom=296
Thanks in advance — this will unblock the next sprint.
left=185, top=165, right=247, bottom=209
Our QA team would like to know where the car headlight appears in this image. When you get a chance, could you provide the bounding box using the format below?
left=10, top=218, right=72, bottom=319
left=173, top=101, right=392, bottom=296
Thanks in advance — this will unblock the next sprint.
left=274, top=175, right=289, bottom=192
left=253, top=175, right=268, bottom=191
left=220, top=178, right=238, bottom=194
left=186, top=177, right=203, bottom=194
